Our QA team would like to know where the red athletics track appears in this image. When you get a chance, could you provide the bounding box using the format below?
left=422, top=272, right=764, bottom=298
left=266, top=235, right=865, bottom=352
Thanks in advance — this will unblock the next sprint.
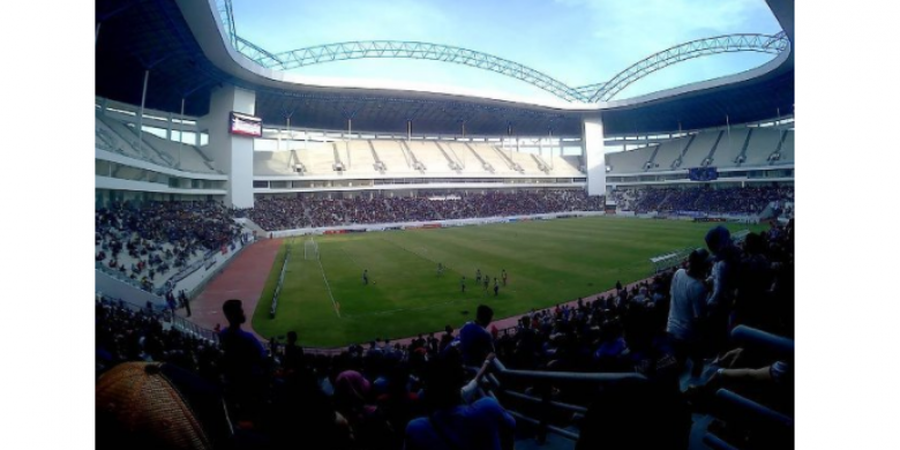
left=177, top=238, right=283, bottom=341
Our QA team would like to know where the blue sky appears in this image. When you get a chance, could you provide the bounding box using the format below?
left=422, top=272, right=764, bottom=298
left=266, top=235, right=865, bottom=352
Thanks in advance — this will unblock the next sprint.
left=231, top=0, right=782, bottom=102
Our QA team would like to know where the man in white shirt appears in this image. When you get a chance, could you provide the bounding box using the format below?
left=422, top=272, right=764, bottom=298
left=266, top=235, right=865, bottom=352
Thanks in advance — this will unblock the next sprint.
left=667, top=249, right=711, bottom=378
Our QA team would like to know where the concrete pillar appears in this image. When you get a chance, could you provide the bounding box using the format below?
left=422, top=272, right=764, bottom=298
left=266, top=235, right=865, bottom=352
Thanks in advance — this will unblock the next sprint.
left=204, top=85, right=256, bottom=208
left=582, top=117, right=606, bottom=196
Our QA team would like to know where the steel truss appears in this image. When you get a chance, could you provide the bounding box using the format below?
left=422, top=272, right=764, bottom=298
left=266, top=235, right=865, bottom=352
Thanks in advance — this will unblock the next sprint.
left=585, top=32, right=790, bottom=102
left=245, top=39, right=584, bottom=103
left=215, top=1, right=789, bottom=103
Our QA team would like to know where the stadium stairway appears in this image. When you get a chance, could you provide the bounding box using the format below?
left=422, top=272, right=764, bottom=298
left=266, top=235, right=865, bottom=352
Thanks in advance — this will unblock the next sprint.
left=236, top=217, right=268, bottom=236
left=465, top=143, right=496, bottom=173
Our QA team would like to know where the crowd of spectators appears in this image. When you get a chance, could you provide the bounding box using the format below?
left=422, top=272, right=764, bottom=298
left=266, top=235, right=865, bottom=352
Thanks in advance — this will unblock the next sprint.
left=613, top=185, right=793, bottom=215
left=96, top=218, right=794, bottom=449
left=241, top=190, right=605, bottom=231
left=95, top=201, right=243, bottom=291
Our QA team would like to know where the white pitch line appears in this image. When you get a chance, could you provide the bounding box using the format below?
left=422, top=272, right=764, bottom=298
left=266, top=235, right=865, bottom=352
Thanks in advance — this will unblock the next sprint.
left=314, top=251, right=341, bottom=318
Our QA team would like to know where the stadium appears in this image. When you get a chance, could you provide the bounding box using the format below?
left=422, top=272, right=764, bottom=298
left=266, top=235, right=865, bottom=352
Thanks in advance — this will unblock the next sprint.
left=95, top=0, right=795, bottom=449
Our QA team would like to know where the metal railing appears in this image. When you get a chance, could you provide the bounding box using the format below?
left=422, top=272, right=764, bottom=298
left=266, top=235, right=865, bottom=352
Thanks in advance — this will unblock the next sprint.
left=98, top=294, right=219, bottom=344
left=476, top=357, right=646, bottom=444
left=704, top=325, right=794, bottom=449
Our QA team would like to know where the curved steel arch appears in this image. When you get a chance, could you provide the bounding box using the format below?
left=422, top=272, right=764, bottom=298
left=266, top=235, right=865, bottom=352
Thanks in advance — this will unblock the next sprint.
left=587, top=33, right=790, bottom=102
left=228, top=32, right=788, bottom=104
left=238, top=39, right=586, bottom=102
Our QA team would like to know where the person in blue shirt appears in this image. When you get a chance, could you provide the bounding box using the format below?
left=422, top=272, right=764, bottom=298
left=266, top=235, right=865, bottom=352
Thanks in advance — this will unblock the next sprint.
left=218, top=299, right=266, bottom=421
left=458, top=305, right=495, bottom=366
left=405, top=351, right=515, bottom=450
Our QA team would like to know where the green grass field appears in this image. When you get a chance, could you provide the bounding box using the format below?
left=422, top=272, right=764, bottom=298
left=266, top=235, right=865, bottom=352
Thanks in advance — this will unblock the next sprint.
left=251, top=216, right=764, bottom=347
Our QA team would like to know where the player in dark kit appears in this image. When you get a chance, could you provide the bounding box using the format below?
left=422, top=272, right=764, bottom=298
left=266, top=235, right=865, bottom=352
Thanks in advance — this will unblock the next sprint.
left=461, top=276, right=466, bottom=293
left=476, top=268, right=482, bottom=283
left=363, top=269, right=369, bottom=285
left=437, top=262, right=444, bottom=277
left=483, top=275, right=489, bottom=292
left=493, top=278, right=499, bottom=296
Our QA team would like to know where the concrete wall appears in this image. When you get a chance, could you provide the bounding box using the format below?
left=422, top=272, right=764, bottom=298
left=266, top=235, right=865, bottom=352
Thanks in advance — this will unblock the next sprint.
left=583, top=118, right=607, bottom=196
left=205, top=86, right=257, bottom=208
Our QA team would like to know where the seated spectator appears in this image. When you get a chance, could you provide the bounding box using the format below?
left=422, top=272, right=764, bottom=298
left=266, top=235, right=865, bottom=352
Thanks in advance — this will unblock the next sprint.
left=268, top=368, right=352, bottom=450
left=405, top=351, right=515, bottom=450
left=334, top=370, right=394, bottom=450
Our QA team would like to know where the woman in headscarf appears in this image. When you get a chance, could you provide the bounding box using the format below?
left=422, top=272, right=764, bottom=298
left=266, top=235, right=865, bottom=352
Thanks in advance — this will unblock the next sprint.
left=334, top=370, right=394, bottom=449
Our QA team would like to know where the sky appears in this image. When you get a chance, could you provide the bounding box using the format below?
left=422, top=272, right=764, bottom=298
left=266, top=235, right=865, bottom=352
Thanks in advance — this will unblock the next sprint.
left=231, top=0, right=783, bottom=103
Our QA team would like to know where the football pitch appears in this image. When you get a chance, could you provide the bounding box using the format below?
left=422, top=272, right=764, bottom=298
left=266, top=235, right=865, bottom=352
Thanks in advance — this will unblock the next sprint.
left=251, top=216, right=764, bottom=347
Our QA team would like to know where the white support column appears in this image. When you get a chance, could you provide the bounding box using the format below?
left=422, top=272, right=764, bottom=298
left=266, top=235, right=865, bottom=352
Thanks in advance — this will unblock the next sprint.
left=204, top=85, right=256, bottom=208
left=583, top=117, right=606, bottom=197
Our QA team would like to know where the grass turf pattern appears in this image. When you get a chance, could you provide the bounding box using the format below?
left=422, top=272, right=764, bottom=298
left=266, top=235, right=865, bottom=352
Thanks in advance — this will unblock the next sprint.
left=251, top=216, right=764, bottom=347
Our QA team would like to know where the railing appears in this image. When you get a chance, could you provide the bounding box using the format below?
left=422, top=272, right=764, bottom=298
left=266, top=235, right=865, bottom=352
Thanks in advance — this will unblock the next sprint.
left=476, top=357, right=646, bottom=444
left=703, top=325, right=794, bottom=449
left=96, top=261, right=154, bottom=293
left=703, top=130, right=725, bottom=167
left=464, top=143, right=494, bottom=172
left=434, top=141, right=462, bottom=171
left=367, top=140, right=387, bottom=172
left=492, top=146, right=523, bottom=172
left=171, top=313, right=220, bottom=343
left=400, top=140, right=426, bottom=171
left=98, top=294, right=219, bottom=344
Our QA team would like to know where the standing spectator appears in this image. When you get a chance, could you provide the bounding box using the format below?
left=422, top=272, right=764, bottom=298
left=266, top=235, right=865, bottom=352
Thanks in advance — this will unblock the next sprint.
left=165, top=291, right=177, bottom=312
left=218, top=299, right=266, bottom=422
left=705, top=226, right=741, bottom=354
left=179, top=290, right=192, bottom=317
left=459, top=305, right=495, bottom=366
left=667, top=249, right=711, bottom=378
left=439, top=325, right=455, bottom=353
left=282, top=331, right=304, bottom=373
left=734, top=233, right=773, bottom=329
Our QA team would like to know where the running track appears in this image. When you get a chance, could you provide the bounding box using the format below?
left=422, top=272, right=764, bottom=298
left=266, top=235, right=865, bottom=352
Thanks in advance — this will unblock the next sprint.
left=177, top=239, right=283, bottom=341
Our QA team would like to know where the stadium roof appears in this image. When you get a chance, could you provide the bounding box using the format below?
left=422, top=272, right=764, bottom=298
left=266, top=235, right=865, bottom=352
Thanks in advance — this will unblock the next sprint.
left=95, top=0, right=793, bottom=137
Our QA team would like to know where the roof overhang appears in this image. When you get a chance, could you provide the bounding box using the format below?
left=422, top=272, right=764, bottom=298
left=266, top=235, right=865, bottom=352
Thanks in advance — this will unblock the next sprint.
left=95, top=0, right=793, bottom=136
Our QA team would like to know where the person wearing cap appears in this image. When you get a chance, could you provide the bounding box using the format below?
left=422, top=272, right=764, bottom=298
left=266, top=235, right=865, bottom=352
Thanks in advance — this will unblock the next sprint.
left=667, top=249, right=711, bottom=378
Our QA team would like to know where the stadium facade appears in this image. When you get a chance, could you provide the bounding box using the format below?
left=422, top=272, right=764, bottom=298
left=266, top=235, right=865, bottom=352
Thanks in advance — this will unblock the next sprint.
left=95, top=0, right=794, bottom=209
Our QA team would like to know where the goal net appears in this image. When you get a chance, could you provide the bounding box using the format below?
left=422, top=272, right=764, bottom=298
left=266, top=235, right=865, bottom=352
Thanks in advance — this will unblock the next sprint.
left=304, top=238, right=319, bottom=260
